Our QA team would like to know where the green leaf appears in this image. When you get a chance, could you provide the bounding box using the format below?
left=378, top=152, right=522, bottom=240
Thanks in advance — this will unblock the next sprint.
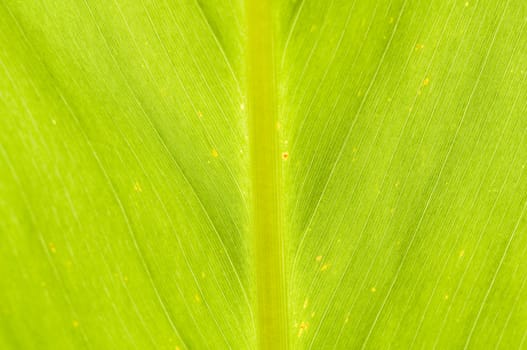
left=1, top=0, right=527, bottom=349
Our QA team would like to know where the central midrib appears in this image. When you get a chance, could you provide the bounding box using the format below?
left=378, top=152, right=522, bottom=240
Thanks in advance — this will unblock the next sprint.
left=246, top=0, right=288, bottom=349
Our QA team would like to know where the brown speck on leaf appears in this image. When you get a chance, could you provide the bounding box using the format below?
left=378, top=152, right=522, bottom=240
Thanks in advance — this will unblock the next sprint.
left=282, top=152, right=289, bottom=160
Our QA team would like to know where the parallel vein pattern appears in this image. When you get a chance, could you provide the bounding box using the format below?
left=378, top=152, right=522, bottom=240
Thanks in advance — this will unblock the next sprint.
left=279, top=0, right=527, bottom=348
left=0, top=0, right=251, bottom=348
left=2, top=0, right=527, bottom=349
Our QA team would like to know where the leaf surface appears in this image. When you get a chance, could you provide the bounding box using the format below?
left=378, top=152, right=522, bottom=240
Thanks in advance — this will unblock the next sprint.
left=1, top=0, right=527, bottom=349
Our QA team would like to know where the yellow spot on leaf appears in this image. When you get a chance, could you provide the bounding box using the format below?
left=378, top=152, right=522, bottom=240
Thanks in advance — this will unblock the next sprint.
left=48, top=243, right=56, bottom=254
left=389, top=17, right=394, bottom=24
left=465, top=1, right=469, bottom=6
left=134, top=182, right=142, bottom=192
left=371, top=287, right=377, bottom=293
left=444, top=294, right=449, bottom=300
left=298, top=321, right=309, bottom=337
left=211, top=149, right=219, bottom=158
left=303, top=298, right=309, bottom=309
left=423, top=77, right=430, bottom=86
left=194, top=294, right=201, bottom=303
left=316, top=255, right=322, bottom=262
left=415, top=43, right=425, bottom=51
left=320, top=264, right=330, bottom=272
left=459, top=250, right=465, bottom=258
left=197, top=111, right=203, bottom=118
left=72, top=320, right=79, bottom=328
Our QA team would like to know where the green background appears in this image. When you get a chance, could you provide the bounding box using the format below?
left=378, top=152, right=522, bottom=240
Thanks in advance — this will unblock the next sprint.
left=1, top=0, right=527, bottom=348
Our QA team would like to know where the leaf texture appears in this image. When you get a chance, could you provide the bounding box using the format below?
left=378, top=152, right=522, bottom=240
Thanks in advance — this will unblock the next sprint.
left=1, top=0, right=527, bottom=349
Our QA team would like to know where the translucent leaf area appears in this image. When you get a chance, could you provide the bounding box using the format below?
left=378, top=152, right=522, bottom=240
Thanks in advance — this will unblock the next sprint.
left=1, top=0, right=527, bottom=348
